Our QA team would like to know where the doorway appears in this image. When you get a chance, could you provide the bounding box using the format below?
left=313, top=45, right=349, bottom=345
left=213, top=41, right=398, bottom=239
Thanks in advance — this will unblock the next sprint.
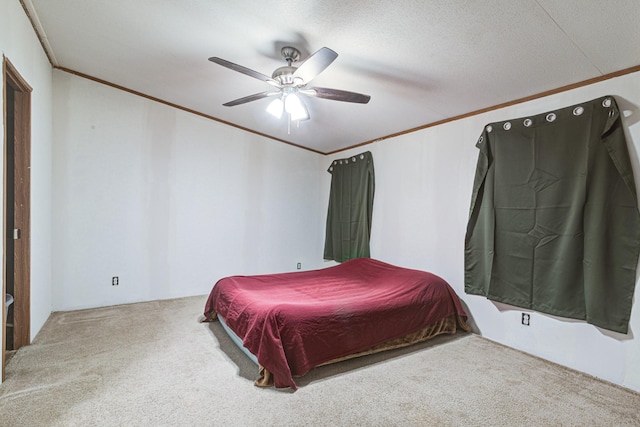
left=3, top=57, right=31, bottom=381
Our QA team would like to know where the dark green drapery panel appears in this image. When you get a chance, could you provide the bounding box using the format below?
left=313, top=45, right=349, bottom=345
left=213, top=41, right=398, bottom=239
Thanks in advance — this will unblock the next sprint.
left=324, top=151, right=375, bottom=262
left=465, top=95, right=640, bottom=334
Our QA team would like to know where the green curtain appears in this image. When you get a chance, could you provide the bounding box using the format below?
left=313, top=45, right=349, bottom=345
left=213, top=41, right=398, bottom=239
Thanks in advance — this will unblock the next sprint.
left=465, top=95, right=640, bottom=334
left=324, top=151, right=375, bottom=262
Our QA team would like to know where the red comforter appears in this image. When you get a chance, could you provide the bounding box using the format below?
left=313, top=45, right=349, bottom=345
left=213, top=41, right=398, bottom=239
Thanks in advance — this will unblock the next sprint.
left=204, top=258, right=467, bottom=389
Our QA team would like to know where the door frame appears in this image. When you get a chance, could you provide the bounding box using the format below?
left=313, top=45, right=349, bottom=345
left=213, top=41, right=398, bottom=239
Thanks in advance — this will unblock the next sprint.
left=2, top=57, right=32, bottom=381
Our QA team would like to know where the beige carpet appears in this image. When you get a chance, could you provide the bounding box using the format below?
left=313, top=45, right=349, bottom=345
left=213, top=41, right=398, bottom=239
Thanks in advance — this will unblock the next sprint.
left=1, top=295, right=639, bottom=426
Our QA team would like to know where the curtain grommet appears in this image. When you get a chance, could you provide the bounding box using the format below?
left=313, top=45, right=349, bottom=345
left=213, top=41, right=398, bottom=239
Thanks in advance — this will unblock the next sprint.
left=503, top=122, right=512, bottom=130
left=573, top=106, right=584, bottom=116
left=523, top=118, right=532, bottom=127
left=602, top=98, right=612, bottom=108
left=546, top=113, right=556, bottom=122
left=486, top=125, right=493, bottom=132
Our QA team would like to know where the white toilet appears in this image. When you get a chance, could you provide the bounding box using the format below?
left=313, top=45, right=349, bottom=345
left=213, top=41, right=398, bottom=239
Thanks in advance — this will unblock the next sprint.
left=4, top=293, right=13, bottom=324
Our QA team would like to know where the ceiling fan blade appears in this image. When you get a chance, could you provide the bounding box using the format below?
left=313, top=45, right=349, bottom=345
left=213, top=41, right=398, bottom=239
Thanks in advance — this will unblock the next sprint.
left=222, top=90, right=281, bottom=107
left=209, top=57, right=280, bottom=87
left=303, top=87, right=371, bottom=104
left=292, top=47, right=338, bottom=83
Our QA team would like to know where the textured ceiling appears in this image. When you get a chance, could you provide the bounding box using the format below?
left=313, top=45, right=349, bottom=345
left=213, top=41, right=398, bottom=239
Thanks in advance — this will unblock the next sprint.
left=25, top=0, right=640, bottom=154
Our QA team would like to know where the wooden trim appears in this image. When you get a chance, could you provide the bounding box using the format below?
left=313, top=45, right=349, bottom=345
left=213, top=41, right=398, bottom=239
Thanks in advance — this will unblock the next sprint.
left=2, top=57, right=5, bottom=382
left=18, top=0, right=57, bottom=66
left=4, top=58, right=33, bottom=93
left=54, top=67, right=325, bottom=155
left=2, top=57, right=32, bottom=381
left=57, top=63, right=640, bottom=156
left=327, top=64, right=640, bottom=155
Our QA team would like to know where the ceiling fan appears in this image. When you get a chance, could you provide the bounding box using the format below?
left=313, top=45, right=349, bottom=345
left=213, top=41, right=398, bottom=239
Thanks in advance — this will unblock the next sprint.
left=208, top=46, right=371, bottom=122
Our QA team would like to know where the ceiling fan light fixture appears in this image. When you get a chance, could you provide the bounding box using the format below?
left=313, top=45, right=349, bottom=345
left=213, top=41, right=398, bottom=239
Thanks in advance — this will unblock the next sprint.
left=266, top=97, right=284, bottom=118
left=284, top=93, right=309, bottom=121
left=212, top=45, right=368, bottom=126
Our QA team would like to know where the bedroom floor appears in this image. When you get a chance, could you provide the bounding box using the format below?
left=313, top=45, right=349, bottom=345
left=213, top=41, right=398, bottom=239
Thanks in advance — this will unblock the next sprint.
left=0, top=295, right=638, bottom=426
left=4, top=350, right=15, bottom=364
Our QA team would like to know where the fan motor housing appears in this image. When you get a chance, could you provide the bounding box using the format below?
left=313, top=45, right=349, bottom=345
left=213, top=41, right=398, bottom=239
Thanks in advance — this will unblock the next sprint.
left=272, top=66, right=298, bottom=85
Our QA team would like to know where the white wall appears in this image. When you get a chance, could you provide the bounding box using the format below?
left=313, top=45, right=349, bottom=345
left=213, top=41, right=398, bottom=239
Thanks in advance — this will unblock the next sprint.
left=0, top=0, right=54, bottom=374
left=52, top=70, right=324, bottom=311
left=322, top=71, right=640, bottom=393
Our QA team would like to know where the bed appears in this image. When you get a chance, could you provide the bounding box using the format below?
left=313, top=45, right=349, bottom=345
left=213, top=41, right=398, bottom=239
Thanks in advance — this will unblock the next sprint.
left=203, top=257, right=470, bottom=389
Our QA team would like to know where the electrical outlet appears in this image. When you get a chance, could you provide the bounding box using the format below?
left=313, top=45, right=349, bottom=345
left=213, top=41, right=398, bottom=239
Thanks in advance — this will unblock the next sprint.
left=296, top=262, right=302, bottom=270
left=112, top=276, right=119, bottom=286
left=521, top=312, right=530, bottom=326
